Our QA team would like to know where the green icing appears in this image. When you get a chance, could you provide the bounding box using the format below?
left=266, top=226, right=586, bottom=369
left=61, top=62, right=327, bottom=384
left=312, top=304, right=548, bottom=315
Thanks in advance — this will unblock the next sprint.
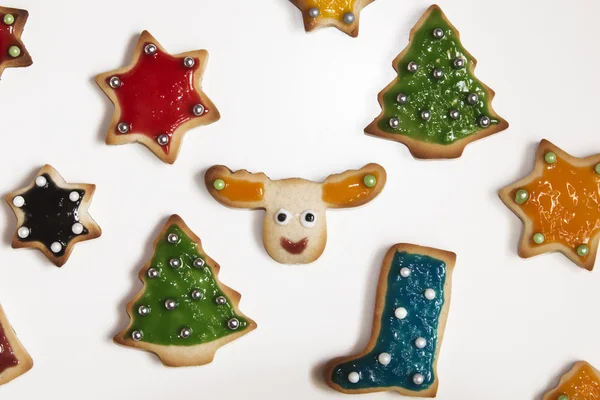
left=127, top=225, right=248, bottom=346
left=377, top=7, right=500, bottom=144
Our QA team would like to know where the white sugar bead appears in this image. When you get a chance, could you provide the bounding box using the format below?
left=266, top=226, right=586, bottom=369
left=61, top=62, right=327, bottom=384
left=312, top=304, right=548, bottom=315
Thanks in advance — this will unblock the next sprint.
left=69, top=191, right=80, bottom=202
left=424, top=289, right=436, bottom=300
left=72, top=223, right=84, bottom=235
left=35, top=176, right=47, bottom=187
left=17, top=227, right=29, bottom=238
left=50, top=242, right=62, bottom=253
left=348, top=372, right=360, bottom=383
left=378, top=353, right=391, bottom=366
left=415, top=337, right=427, bottom=349
left=413, top=373, right=425, bottom=385
left=12, top=196, right=24, bottom=207
left=395, top=307, right=408, bottom=319
left=400, top=267, right=411, bottom=277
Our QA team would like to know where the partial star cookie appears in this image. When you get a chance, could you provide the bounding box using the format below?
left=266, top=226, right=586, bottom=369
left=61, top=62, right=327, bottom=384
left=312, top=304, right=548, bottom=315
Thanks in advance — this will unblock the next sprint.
left=542, top=361, right=600, bottom=399
left=0, top=6, right=32, bottom=79
left=0, top=305, right=33, bottom=386
left=96, top=31, right=220, bottom=164
left=5, top=165, right=102, bottom=267
left=499, top=140, right=600, bottom=270
left=290, top=0, right=374, bottom=37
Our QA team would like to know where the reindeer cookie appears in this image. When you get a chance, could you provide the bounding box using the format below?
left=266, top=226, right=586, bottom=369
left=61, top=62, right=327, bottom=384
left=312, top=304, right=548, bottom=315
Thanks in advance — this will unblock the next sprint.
left=205, top=164, right=386, bottom=264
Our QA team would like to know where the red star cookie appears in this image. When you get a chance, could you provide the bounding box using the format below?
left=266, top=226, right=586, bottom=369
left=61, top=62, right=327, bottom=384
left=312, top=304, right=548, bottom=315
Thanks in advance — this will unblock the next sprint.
left=499, top=140, right=600, bottom=270
left=290, top=0, right=374, bottom=37
left=0, top=305, right=33, bottom=387
left=96, top=31, right=220, bottom=164
left=0, top=6, right=32, bottom=79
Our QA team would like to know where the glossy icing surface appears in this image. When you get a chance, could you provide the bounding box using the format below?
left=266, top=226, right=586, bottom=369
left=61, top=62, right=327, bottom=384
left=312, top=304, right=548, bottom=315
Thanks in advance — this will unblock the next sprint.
left=378, top=7, right=499, bottom=144
left=110, top=44, right=208, bottom=154
left=0, top=12, right=18, bottom=63
left=305, top=0, right=355, bottom=21
left=217, top=179, right=264, bottom=202
left=128, top=225, right=248, bottom=345
left=0, top=323, right=18, bottom=374
left=331, top=251, right=446, bottom=391
left=322, top=171, right=381, bottom=206
left=18, top=174, right=87, bottom=256
left=551, top=363, right=600, bottom=399
left=517, top=157, right=600, bottom=250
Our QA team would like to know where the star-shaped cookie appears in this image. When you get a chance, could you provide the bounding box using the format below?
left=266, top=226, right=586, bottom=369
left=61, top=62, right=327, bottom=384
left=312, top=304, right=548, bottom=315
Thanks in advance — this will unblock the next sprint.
left=499, top=139, right=600, bottom=270
left=0, top=6, right=32, bottom=79
left=0, top=304, right=33, bottom=387
left=5, top=165, right=102, bottom=267
left=290, top=0, right=374, bottom=37
left=96, top=31, right=220, bottom=164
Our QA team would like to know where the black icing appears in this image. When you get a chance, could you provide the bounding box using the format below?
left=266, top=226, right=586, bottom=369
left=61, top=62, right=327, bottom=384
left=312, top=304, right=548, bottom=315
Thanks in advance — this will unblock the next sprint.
left=18, top=174, right=88, bottom=256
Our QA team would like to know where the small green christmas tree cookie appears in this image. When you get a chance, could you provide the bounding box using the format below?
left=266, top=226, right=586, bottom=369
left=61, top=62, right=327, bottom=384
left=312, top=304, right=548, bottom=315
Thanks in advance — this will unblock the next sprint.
left=365, top=5, right=508, bottom=159
left=114, top=215, right=256, bottom=367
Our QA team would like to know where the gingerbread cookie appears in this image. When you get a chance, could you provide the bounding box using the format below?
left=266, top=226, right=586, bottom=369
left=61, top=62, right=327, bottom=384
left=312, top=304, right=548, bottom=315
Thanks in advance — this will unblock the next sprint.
left=114, top=215, right=256, bottom=367
left=290, top=0, right=374, bottom=37
left=325, top=244, right=455, bottom=397
left=96, top=31, right=220, bottom=164
left=5, top=165, right=101, bottom=267
left=365, top=5, right=508, bottom=159
left=0, top=6, right=32, bottom=79
left=0, top=305, right=33, bottom=386
left=499, top=140, right=600, bottom=270
left=543, top=361, right=600, bottom=399
left=205, top=164, right=386, bottom=264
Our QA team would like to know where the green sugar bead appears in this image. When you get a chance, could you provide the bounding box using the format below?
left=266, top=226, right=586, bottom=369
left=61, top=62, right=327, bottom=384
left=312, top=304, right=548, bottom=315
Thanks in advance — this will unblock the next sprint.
left=544, top=152, right=557, bottom=164
left=213, top=179, right=226, bottom=191
left=363, top=175, right=377, bottom=188
left=3, top=14, right=14, bottom=25
left=557, top=395, right=569, bottom=400
left=8, top=46, right=20, bottom=58
left=577, top=244, right=589, bottom=257
left=515, top=189, right=529, bottom=205
left=533, top=233, right=545, bottom=244
left=595, top=163, right=600, bottom=174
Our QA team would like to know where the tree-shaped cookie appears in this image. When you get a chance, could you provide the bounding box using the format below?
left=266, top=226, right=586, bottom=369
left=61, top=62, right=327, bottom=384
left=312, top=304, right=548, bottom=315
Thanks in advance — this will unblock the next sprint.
left=365, top=5, right=508, bottom=159
left=290, top=0, right=374, bottom=37
left=0, top=305, right=33, bottom=386
left=542, top=361, right=600, bottom=399
left=114, top=215, right=256, bottom=366
left=499, top=140, right=600, bottom=270
left=325, top=244, right=455, bottom=397
left=0, top=6, right=32, bottom=79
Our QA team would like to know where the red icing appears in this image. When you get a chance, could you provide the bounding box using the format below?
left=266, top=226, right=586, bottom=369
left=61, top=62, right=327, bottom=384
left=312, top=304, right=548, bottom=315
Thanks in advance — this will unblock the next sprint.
left=109, top=42, right=209, bottom=154
left=0, top=13, right=18, bottom=63
left=0, top=322, right=18, bottom=374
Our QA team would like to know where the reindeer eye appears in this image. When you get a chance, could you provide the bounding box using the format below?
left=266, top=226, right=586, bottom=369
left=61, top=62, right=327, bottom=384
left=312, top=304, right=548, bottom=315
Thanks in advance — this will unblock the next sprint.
left=275, top=209, right=292, bottom=225
left=300, top=210, right=317, bottom=228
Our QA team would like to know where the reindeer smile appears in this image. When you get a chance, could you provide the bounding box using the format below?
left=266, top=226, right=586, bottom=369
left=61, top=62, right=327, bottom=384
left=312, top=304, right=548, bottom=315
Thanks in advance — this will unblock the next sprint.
left=280, top=237, right=309, bottom=254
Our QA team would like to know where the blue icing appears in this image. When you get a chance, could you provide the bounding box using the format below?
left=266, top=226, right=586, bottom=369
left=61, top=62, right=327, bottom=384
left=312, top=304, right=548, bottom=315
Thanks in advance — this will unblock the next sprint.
left=331, top=250, right=447, bottom=391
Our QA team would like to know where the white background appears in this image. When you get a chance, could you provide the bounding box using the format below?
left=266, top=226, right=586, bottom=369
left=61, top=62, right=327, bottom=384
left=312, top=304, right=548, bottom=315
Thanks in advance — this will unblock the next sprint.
left=0, top=0, right=599, bottom=398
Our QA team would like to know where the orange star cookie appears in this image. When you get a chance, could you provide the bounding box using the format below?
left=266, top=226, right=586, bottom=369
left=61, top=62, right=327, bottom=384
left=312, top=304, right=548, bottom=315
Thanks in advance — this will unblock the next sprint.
left=543, top=361, right=600, bottom=400
left=96, top=31, right=220, bottom=164
left=290, top=0, right=374, bottom=37
left=499, top=140, right=600, bottom=270
left=0, top=6, right=32, bottom=79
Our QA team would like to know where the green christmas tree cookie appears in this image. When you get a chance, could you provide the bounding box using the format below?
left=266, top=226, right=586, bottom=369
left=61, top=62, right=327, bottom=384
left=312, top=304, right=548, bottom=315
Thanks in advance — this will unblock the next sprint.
left=365, top=5, right=508, bottom=159
left=114, top=215, right=256, bottom=366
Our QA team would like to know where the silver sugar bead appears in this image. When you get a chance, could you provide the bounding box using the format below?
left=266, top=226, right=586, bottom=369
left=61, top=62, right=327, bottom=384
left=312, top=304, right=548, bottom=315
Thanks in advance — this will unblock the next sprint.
left=191, top=289, right=203, bottom=300
left=131, top=330, right=143, bottom=341
left=165, top=299, right=177, bottom=310
left=407, top=61, right=419, bottom=73
left=180, top=327, right=192, bottom=338
left=117, top=122, right=130, bottom=134
left=343, top=12, right=355, bottom=24
left=432, top=69, right=444, bottom=79
left=413, top=373, right=425, bottom=385
left=144, top=43, right=157, bottom=55
left=193, top=258, right=205, bottom=268
left=215, top=296, right=227, bottom=305
left=396, top=93, right=408, bottom=104
left=308, top=7, right=320, bottom=18
left=228, top=318, right=240, bottom=330
left=389, top=117, right=400, bottom=129
left=432, top=28, right=444, bottom=39
left=192, top=104, right=205, bottom=116
left=449, top=109, right=460, bottom=120
left=138, top=305, right=150, bottom=316
left=169, top=258, right=181, bottom=268
left=147, top=268, right=160, bottom=279
left=0, top=344, right=3, bottom=354
left=109, top=76, right=121, bottom=89
left=467, top=93, right=479, bottom=105
left=157, top=134, right=169, bottom=146
left=183, top=57, right=195, bottom=68
left=167, top=233, right=179, bottom=244
left=479, top=116, right=491, bottom=127
left=453, top=58, right=465, bottom=69
left=420, top=110, right=432, bottom=121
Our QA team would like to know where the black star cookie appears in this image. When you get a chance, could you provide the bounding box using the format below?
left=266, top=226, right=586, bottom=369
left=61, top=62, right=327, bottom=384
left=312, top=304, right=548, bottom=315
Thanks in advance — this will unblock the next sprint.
left=5, top=165, right=101, bottom=267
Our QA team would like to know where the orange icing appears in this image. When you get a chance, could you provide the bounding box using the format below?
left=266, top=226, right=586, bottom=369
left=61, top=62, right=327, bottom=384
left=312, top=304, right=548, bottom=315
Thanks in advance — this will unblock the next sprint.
left=549, top=363, right=600, bottom=399
left=517, top=158, right=600, bottom=249
left=322, top=171, right=379, bottom=206
left=220, top=179, right=264, bottom=203
left=305, top=0, right=355, bottom=21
